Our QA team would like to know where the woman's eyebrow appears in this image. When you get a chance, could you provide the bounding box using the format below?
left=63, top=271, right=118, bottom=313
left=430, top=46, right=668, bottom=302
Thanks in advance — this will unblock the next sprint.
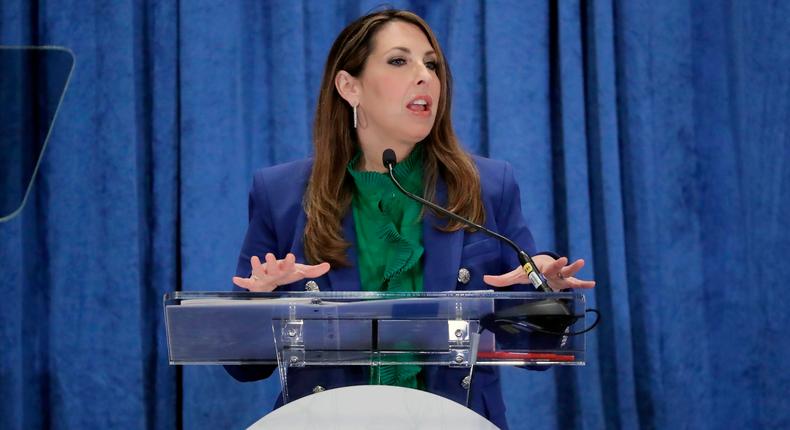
left=386, top=46, right=436, bottom=56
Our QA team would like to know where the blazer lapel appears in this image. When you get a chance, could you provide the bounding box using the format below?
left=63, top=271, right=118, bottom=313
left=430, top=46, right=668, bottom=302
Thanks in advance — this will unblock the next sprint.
left=422, top=177, right=464, bottom=292
left=326, top=209, right=362, bottom=291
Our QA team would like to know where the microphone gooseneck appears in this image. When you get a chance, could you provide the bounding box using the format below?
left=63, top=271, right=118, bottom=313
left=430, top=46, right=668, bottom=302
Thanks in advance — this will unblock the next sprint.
left=380, top=149, right=600, bottom=376
left=381, top=148, right=553, bottom=293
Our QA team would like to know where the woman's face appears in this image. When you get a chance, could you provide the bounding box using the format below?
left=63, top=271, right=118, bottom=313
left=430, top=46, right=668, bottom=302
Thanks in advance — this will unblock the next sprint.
left=356, top=21, right=441, bottom=146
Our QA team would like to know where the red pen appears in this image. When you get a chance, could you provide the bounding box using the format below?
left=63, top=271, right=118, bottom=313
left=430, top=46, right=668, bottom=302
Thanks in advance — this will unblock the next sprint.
left=477, top=351, right=576, bottom=362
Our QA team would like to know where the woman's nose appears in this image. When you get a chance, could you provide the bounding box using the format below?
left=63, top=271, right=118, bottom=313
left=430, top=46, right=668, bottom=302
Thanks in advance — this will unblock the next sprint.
left=415, top=63, right=434, bottom=86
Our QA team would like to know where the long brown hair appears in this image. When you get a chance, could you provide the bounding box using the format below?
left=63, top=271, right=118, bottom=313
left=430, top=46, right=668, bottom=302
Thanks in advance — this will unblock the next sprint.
left=304, top=9, right=485, bottom=266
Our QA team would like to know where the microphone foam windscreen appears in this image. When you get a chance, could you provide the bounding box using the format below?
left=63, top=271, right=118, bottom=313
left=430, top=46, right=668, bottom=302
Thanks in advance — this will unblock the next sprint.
left=382, top=149, right=397, bottom=167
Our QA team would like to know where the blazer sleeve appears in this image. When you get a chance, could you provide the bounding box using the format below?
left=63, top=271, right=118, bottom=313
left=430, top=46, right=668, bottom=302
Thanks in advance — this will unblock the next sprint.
left=235, top=170, right=280, bottom=278
left=497, top=162, right=561, bottom=371
left=494, top=161, right=539, bottom=277
left=224, top=171, right=279, bottom=382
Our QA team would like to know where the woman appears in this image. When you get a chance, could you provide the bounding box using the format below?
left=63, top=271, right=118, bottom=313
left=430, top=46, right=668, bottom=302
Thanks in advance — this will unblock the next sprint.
left=228, top=9, right=594, bottom=429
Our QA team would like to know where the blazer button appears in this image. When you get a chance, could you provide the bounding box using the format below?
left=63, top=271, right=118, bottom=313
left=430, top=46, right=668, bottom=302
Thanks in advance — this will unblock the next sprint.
left=312, top=385, right=326, bottom=394
left=461, top=375, right=471, bottom=390
left=457, top=268, right=471, bottom=285
left=305, top=280, right=320, bottom=292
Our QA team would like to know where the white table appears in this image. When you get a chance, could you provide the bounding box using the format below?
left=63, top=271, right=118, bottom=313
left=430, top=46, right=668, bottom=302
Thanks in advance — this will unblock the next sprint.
left=248, top=385, right=499, bottom=430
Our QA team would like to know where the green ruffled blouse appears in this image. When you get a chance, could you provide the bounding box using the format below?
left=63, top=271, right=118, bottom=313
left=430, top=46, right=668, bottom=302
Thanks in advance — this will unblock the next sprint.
left=347, top=145, right=425, bottom=389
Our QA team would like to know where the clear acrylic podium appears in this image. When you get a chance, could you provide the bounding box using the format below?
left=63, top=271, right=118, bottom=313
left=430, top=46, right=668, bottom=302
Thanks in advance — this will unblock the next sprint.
left=164, top=291, right=587, bottom=405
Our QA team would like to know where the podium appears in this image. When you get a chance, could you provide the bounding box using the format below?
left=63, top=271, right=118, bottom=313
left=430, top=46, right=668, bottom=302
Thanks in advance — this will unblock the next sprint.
left=165, top=290, right=588, bottom=411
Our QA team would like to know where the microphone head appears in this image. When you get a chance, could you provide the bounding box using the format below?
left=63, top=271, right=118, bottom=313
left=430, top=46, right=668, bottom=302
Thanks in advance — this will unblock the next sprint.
left=382, top=149, right=397, bottom=169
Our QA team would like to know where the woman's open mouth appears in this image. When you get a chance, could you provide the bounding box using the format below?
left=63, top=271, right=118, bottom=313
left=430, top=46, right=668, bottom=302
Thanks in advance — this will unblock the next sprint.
left=406, top=95, right=433, bottom=117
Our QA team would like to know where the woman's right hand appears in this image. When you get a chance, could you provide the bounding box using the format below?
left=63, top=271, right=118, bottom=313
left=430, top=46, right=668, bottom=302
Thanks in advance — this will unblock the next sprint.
left=232, top=253, right=331, bottom=292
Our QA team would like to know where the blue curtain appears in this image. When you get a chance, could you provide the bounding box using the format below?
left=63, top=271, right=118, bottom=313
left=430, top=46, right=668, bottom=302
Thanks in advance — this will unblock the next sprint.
left=2, top=0, right=788, bottom=428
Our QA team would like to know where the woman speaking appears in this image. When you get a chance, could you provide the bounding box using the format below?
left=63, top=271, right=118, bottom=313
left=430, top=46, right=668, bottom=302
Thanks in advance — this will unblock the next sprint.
left=227, top=9, right=594, bottom=429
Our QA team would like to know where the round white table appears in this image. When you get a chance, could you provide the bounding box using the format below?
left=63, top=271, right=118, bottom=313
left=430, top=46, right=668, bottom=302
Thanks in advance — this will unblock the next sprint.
left=247, top=385, right=500, bottom=430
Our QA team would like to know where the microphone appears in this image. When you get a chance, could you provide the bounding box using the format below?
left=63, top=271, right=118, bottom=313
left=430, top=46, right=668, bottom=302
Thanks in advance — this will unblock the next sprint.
left=382, top=148, right=553, bottom=292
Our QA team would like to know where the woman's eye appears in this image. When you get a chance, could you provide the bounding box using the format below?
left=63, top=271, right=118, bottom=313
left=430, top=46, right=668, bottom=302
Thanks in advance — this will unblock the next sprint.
left=425, top=61, right=438, bottom=71
left=388, top=58, right=406, bottom=66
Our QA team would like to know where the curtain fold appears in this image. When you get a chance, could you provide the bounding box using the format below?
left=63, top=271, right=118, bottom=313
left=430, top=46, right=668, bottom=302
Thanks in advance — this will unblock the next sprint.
left=1, top=0, right=788, bottom=428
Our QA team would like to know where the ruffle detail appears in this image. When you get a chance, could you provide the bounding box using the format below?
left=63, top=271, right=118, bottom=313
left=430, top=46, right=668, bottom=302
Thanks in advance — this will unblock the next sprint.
left=347, top=144, right=426, bottom=389
left=378, top=222, right=423, bottom=291
left=372, top=362, right=423, bottom=388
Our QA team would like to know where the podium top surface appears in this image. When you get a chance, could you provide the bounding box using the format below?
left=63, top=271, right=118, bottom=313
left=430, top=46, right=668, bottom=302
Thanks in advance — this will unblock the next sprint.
left=164, top=290, right=588, bottom=366
left=165, top=290, right=582, bottom=301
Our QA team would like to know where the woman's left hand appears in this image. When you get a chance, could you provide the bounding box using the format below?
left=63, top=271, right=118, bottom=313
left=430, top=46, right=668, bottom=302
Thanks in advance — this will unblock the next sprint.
left=483, top=255, right=596, bottom=290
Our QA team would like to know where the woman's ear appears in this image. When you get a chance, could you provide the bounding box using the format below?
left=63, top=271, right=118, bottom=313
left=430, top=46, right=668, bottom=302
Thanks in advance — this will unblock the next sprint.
left=335, top=70, right=360, bottom=106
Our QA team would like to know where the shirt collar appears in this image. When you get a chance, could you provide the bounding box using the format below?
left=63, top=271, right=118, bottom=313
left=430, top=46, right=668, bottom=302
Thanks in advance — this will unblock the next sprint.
left=347, top=144, right=424, bottom=197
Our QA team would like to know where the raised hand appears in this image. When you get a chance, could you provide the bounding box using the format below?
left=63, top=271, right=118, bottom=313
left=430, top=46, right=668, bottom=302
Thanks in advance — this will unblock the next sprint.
left=483, top=255, right=595, bottom=291
left=232, top=253, right=331, bottom=292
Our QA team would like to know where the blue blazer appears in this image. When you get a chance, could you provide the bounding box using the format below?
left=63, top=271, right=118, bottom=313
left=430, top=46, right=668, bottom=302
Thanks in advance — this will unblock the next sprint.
left=227, top=155, right=542, bottom=429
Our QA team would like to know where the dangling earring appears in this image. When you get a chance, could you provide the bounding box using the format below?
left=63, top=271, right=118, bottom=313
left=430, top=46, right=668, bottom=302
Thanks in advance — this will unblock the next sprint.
left=353, top=104, right=358, bottom=129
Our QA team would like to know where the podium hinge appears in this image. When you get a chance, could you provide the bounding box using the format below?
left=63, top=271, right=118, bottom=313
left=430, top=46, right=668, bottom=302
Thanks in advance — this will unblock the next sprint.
left=283, top=348, right=305, bottom=367
left=449, top=348, right=470, bottom=367
left=448, top=320, right=470, bottom=346
left=281, top=320, right=304, bottom=346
